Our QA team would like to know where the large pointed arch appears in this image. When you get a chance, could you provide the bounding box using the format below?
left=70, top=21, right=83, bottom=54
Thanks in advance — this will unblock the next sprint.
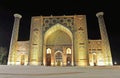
left=43, top=23, right=74, bottom=66
left=44, top=23, right=73, bottom=44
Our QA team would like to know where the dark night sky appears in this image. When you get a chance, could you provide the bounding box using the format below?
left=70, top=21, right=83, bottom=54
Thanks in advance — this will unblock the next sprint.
left=0, top=0, right=119, bottom=64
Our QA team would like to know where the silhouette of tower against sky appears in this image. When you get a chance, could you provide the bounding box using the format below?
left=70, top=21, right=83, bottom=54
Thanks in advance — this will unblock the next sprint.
left=7, top=14, right=22, bottom=65
left=96, top=12, right=113, bottom=65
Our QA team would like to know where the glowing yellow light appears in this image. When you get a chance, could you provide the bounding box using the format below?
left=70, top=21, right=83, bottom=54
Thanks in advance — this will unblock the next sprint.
left=66, top=48, right=71, bottom=54
left=31, top=61, right=39, bottom=65
left=47, top=48, right=51, bottom=54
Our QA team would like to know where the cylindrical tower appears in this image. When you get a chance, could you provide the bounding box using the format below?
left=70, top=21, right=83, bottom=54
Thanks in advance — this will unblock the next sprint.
left=7, top=13, right=22, bottom=65
left=96, top=12, right=113, bottom=65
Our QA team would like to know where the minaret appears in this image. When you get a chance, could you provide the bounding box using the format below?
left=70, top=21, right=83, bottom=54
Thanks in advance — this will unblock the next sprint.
left=7, top=13, right=22, bottom=65
left=96, top=12, right=113, bottom=65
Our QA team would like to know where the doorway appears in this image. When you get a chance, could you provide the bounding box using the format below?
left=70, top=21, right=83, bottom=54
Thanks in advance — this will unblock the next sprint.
left=55, top=51, right=62, bottom=66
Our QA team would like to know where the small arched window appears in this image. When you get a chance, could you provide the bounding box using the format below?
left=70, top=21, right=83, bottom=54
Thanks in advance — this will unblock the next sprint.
left=66, top=48, right=71, bottom=54
left=47, top=48, right=51, bottom=54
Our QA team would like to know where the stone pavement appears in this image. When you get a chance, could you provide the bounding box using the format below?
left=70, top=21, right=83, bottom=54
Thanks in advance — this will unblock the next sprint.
left=0, top=65, right=120, bottom=78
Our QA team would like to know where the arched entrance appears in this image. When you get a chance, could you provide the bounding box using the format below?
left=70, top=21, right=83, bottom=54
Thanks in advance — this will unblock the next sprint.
left=46, top=48, right=51, bottom=66
left=93, top=53, right=97, bottom=66
left=55, top=51, right=62, bottom=66
left=21, top=55, right=25, bottom=65
left=43, top=23, right=73, bottom=66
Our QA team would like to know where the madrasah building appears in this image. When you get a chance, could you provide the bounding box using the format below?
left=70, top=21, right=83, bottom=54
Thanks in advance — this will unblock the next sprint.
left=7, top=12, right=113, bottom=66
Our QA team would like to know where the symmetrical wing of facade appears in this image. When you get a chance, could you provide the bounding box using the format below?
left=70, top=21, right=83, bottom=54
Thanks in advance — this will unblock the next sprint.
left=7, top=12, right=113, bottom=66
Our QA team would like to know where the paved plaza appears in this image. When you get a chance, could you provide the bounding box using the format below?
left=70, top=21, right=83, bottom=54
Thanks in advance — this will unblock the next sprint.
left=0, top=65, right=120, bottom=78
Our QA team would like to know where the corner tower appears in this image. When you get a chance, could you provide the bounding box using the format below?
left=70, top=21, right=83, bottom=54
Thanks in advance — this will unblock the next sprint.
left=7, top=14, right=22, bottom=65
left=96, top=12, right=113, bottom=65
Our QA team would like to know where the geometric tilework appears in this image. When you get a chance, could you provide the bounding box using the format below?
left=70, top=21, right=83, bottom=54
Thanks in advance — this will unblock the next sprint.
left=43, top=17, right=74, bottom=32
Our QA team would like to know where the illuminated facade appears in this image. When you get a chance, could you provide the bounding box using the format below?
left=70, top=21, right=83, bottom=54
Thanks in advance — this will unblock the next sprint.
left=7, top=12, right=113, bottom=66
